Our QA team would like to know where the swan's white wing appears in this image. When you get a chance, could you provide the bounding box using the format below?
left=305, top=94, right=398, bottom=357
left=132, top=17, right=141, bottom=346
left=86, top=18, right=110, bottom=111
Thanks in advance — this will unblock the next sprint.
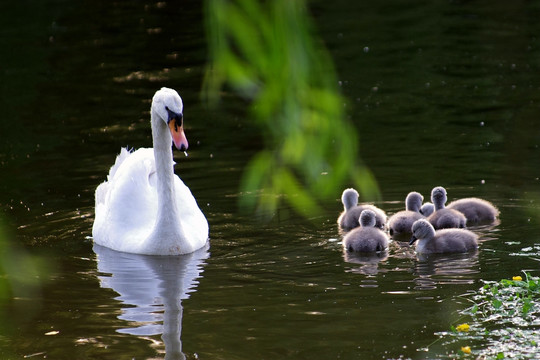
left=173, top=175, right=209, bottom=251
left=93, top=148, right=158, bottom=252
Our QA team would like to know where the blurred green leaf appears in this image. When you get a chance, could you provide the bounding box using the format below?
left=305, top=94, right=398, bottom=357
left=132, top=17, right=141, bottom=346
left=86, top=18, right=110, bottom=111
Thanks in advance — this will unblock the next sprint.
left=0, top=217, right=51, bottom=333
left=205, top=0, right=380, bottom=218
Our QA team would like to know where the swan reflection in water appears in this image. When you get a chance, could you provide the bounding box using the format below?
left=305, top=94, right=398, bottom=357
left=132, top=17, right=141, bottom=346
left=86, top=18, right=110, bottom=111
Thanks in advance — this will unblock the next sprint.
left=342, top=250, right=389, bottom=276
left=413, top=250, right=479, bottom=291
left=94, top=243, right=210, bottom=359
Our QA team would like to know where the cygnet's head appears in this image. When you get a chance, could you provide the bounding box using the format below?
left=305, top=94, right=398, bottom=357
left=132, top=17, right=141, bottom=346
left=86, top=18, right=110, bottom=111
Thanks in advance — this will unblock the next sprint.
left=341, top=188, right=359, bottom=211
left=409, top=219, right=436, bottom=245
left=359, top=209, right=377, bottom=227
left=431, top=186, right=448, bottom=210
left=405, top=192, right=423, bottom=212
left=151, top=87, right=188, bottom=151
left=420, top=202, right=435, bottom=217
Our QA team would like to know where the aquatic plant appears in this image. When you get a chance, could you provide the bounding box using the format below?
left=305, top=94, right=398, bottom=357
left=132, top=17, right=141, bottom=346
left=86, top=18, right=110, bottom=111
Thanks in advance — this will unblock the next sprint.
left=439, top=272, right=540, bottom=359
left=464, top=272, right=540, bottom=321
left=204, top=0, right=380, bottom=217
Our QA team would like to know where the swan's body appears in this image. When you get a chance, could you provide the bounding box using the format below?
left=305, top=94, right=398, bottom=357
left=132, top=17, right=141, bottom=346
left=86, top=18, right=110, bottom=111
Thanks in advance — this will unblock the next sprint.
left=427, top=186, right=466, bottom=229
left=343, top=210, right=389, bottom=252
left=387, top=192, right=424, bottom=237
left=409, top=219, right=478, bottom=254
left=447, top=197, right=499, bottom=224
left=92, top=88, right=209, bottom=255
left=338, top=188, right=386, bottom=231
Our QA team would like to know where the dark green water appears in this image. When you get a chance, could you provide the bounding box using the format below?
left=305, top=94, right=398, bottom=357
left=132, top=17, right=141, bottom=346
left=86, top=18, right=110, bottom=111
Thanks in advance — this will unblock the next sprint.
left=2, top=0, right=540, bottom=359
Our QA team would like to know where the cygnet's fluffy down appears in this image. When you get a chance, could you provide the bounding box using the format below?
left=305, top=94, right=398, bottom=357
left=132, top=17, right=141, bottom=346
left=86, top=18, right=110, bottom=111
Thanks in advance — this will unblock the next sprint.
left=447, top=197, right=499, bottom=224
left=338, top=188, right=386, bottom=231
left=388, top=191, right=425, bottom=237
left=420, top=202, right=435, bottom=217
left=343, top=210, right=389, bottom=253
left=409, top=219, right=478, bottom=254
left=427, top=186, right=466, bottom=229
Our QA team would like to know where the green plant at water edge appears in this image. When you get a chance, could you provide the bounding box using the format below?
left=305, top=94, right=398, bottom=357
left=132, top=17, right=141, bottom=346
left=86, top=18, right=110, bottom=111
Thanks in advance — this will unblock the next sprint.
left=204, top=0, right=380, bottom=217
left=464, top=273, right=539, bottom=321
left=439, top=273, right=540, bottom=359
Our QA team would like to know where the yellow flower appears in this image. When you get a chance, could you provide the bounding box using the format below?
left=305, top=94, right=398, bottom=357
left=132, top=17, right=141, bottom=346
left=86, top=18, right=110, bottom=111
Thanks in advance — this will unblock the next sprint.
left=456, top=323, right=470, bottom=332
left=461, top=346, right=471, bottom=354
left=513, top=276, right=523, bottom=281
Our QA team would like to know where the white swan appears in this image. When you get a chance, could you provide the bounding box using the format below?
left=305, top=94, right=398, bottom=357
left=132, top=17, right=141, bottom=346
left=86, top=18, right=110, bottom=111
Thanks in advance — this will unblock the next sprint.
left=92, top=88, right=209, bottom=255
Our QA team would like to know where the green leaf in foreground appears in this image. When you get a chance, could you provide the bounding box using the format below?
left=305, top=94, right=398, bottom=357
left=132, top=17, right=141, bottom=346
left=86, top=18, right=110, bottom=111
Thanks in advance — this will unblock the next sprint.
left=204, top=0, right=380, bottom=218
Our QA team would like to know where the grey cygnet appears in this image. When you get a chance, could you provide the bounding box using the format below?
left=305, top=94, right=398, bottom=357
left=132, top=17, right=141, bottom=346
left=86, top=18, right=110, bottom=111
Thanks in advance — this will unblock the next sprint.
left=343, top=210, right=389, bottom=252
left=338, top=188, right=386, bottom=231
left=447, top=197, right=499, bottom=224
left=387, top=192, right=425, bottom=236
left=427, top=186, right=467, bottom=229
left=419, top=202, right=435, bottom=217
left=409, top=219, right=478, bottom=254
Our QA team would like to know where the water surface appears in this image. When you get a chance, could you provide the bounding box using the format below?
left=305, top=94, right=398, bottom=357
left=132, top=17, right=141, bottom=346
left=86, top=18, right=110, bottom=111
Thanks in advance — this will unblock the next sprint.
left=2, top=0, right=540, bottom=359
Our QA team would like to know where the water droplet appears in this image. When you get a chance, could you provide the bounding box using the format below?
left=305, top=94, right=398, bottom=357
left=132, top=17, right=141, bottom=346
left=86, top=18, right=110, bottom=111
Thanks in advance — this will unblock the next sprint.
left=363, top=46, right=369, bottom=53
left=184, top=151, right=188, bottom=157
left=481, top=180, right=485, bottom=184
left=480, top=121, right=485, bottom=126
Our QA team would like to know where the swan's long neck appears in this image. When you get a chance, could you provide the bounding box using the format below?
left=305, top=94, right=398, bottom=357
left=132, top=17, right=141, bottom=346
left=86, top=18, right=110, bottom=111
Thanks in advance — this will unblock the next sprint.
left=433, top=196, right=445, bottom=211
left=150, top=109, right=185, bottom=246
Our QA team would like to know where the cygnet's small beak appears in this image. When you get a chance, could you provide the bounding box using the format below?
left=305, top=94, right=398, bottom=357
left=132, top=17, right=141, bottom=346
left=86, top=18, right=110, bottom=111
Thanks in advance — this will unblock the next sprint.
left=168, top=115, right=189, bottom=151
left=409, top=235, right=418, bottom=246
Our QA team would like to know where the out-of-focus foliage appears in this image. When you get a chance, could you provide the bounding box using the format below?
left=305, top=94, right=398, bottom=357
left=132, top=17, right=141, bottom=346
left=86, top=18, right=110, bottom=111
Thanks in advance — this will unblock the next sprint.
left=0, top=218, right=49, bottom=333
left=204, top=0, right=380, bottom=218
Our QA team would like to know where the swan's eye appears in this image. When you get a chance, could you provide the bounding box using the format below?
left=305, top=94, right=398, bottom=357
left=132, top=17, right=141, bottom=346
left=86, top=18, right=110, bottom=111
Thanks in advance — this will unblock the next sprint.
left=165, top=106, right=183, bottom=129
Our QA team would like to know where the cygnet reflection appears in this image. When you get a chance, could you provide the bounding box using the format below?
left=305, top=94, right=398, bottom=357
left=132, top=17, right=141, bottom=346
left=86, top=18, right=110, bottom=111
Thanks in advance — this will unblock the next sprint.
left=94, top=243, right=210, bottom=360
left=342, top=249, right=389, bottom=275
left=413, top=251, right=479, bottom=291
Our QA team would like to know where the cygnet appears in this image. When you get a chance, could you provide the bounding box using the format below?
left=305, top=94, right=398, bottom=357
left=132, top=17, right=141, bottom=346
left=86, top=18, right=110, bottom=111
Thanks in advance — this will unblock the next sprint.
left=409, top=219, right=478, bottom=254
left=447, top=197, right=499, bottom=224
left=343, top=210, right=389, bottom=252
left=387, top=192, right=425, bottom=236
left=420, top=202, right=435, bottom=217
left=427, top=186, right=466, bottom=229
left=338, top=188, right=386, bottom=231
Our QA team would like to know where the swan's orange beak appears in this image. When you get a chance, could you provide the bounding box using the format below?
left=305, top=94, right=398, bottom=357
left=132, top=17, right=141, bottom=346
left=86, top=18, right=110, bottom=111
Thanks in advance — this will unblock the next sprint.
left=168, top=118, right=189, bottom=151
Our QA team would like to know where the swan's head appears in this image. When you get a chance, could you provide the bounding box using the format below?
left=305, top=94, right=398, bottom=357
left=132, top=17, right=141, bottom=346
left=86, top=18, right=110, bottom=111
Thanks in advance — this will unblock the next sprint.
left=359, top=209, right=376, bottom=227
left=152, top=87, right=188, bottom=151
left=420, top=202, right=435, bottom=217
left=409, top=219, right=435, bottom=245
left=405, top=191, right=423, bottom=212
left=341, top=188, right=359, bottom=211
left=431, top=186, right=447, bottom=209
